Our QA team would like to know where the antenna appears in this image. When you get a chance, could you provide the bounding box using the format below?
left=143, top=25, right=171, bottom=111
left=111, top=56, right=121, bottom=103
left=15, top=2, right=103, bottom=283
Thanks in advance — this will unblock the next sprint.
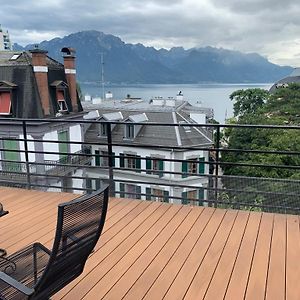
left=101, top=52, right=105, bottom=100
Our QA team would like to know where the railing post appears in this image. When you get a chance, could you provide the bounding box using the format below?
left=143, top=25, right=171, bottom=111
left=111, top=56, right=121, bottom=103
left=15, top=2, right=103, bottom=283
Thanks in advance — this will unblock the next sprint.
left=214, top=125, right=221, bottom=207
left=107, top=122, right=115, bottom=197
left=22, top=121, right=31, bottom=190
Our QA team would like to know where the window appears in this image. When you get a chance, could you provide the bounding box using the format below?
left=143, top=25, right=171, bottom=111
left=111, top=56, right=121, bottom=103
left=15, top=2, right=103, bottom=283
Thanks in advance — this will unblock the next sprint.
left=125, top=124, right=134, bottom=139
left=126, top=154, right=137, bottom=169
left=10, top=54, right=20, bottom=60
left=100, top=123, right=107, bottom=136
left=146, top=157, right=164, bottom=177
left=182, top=157, right=205, bottom=178
left=0, top=92, right=12, bottom=115
left=57, top=90, right=68, bottom=112
left=119, top=183, right=141, bottom=199
left=182, top=189, right=204, bottom=206
left=120, top=153, right=141, bottom=172
left=146, top=188, right=169, bottom=203
left=95, top=150, right=115, bottom=167
left=188, top=158, right=198, bottom=174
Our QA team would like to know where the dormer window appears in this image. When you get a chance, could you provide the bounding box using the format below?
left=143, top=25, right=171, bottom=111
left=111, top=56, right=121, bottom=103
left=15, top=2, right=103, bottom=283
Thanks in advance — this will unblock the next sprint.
left=100, top=123, right=108, bottom=136
left=125, top=124, right=135, bottom=139
left=57, top=90, right=68, bottom=112
left=0, top=91, right=12, bottom=115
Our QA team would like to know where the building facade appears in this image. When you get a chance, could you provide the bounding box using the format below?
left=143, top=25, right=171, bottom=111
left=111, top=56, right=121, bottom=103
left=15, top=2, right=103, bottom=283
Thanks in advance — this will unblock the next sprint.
left=0, top=47, right=86, bottom=192
left=84, top=96, right=214, bottom=205
left=0, top=26, right=12, bottom=51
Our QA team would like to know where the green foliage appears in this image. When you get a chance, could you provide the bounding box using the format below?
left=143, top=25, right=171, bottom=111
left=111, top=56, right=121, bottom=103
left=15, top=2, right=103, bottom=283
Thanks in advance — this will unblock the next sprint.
left=221, top=85, right=300, bottom=213
left=229, top=88, right=269, bottom=118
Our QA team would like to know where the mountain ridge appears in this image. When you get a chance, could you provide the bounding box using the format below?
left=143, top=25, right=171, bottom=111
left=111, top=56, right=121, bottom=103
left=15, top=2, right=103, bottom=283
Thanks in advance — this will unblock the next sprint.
left=13, top=30, right=292, bottom=84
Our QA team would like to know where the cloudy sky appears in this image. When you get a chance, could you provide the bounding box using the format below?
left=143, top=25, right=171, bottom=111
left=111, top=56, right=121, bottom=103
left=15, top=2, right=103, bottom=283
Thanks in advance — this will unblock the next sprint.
left=1, top=0, right=300, bottom=66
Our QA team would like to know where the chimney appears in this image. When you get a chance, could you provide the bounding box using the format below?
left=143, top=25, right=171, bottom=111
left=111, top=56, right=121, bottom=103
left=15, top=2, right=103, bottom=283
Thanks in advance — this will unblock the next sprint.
left=30, top=48, right=50, bottom=116
left=61, top=47, right=78, bottom=112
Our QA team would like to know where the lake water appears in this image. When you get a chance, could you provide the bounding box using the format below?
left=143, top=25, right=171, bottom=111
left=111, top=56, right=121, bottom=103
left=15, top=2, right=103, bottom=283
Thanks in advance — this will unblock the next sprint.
left=80, top=83, right=272, bottom=123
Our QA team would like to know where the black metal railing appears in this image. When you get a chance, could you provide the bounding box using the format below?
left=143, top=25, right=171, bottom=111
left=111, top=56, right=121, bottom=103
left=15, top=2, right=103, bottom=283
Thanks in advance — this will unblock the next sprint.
left=0, top=118, right=299, bottom=215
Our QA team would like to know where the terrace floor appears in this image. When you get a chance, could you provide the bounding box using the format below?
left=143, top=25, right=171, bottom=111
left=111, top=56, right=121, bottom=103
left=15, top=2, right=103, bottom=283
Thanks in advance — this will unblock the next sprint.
left=0, top=187, right=299, bottom=300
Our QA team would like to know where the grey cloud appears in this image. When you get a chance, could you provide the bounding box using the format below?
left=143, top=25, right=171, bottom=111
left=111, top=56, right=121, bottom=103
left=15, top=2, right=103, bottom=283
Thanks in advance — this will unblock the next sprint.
left=1, top=0, right=300, bottom=65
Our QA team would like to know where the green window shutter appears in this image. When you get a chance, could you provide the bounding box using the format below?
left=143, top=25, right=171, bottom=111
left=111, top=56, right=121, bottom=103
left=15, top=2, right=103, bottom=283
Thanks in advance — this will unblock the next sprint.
left=120, top=183, right=125, bottom=198
left=3, top=139, right=19, bottom=172
left=159, top=160, right=164, bottom=178
left=136, top=186, right=141, bottom=199
left=58, top=131, right=68, bottom=161
left=199, top=157, right=205, bottom=174
left=198, top=188, right=204, bottom=206
left=120, top=153, right=125, bottom=168
left=163, top=190, right=169, bottom=203
left=86, top=178, right=92, bottom=191
left=112, top=152, right=115, bottom=167
left=136, top=156, right=141, bottom=173
left=146, top=157, right=152, bottom=174
left=95, top=150, right=100, bottom=166
left=182, top=191, right=188, bottom=205
left=95, top=179, right=101, bottom=190
left=182, top=161, right=188, bottom=178
left=146, top=187, right=152, bottom=201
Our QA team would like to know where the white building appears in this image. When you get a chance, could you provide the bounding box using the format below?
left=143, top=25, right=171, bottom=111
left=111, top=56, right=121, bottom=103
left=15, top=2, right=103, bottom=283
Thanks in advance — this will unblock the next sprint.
left=0, top=26, right=12, bottom=51
left=84, top=96, right=214, bottom=205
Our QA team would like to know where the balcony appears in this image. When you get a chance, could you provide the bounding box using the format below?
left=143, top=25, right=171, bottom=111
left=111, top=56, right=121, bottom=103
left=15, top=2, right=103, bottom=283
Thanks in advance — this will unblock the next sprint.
left=0, top=118, right=299, bottom=298
left=1, top=187, right=299, bottom=299
left=0, top=118, right=299, bottom=214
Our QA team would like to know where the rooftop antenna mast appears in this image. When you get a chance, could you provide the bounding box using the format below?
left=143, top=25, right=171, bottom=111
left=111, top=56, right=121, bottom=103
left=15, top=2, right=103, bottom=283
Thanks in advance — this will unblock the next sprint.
left=101, top=52, right=105, bottom=100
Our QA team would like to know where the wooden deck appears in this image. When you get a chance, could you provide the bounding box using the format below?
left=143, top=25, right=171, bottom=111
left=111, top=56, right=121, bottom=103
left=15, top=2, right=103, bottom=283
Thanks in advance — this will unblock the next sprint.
left=0, top=187, right=299, bottom=300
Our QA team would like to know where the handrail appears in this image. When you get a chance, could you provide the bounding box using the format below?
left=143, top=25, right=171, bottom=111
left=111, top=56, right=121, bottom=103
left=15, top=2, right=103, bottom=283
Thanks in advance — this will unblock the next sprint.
left=0, top=118, right=299, bottom=214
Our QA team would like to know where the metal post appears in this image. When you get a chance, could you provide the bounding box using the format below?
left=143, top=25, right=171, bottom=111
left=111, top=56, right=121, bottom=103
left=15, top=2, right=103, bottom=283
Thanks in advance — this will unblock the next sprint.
left=22, top=121, right=31, bottom=189
left=214, top=125, right=221, bottom=207
left=107, top=122, right=114, bottom=197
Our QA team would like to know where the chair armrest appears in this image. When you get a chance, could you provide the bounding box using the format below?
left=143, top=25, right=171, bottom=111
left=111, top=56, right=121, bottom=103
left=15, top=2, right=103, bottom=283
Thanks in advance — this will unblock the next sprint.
left=0, top=271, right=34, bottom=296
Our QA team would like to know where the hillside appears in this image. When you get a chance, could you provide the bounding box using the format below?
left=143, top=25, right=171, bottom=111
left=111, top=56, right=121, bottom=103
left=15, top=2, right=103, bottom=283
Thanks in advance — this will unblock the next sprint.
left=14, top=30, right=292, bottom=84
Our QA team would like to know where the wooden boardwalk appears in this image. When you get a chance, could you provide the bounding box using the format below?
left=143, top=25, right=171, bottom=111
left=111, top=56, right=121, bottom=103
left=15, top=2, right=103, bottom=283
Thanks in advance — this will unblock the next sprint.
left=0, top=187, right=299, bottom=299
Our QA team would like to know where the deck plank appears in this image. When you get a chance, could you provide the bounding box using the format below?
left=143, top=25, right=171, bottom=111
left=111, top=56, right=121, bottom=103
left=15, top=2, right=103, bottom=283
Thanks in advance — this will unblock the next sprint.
left=142, top=207, right=215, bottom=300
left=184, top=210, right=239, bottom=300
left=224, top=211, right=262, bottom=300
left=82, top=205, right=191, bottom=299
left=285, top=215, right=300, bottom=300
left=54, top=201, right=169, bottom=299
left=244, top=213, right=274, bottom=300
left=163, top=208, right=227, bottom=300
left=265, top=213, right=286, bottom=300
left=108, top=207, right=204, bottom=300
left=203, top=210, right=250, bottom=300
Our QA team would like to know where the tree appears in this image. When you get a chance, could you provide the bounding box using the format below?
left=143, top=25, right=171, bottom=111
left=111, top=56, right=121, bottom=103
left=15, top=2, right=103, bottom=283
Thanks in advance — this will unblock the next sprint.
left=221, top=85, right=300, bottom=213
left=229, top=88, right=269, bottom=118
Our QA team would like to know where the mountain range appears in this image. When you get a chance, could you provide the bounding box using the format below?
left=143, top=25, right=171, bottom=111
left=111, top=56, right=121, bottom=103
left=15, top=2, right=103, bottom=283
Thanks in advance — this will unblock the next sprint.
left=14, top=30, right=292, bottom=84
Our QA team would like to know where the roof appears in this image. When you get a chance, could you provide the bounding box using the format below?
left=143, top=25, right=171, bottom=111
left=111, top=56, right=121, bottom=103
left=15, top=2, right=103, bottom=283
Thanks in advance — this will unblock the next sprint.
left=85, top=108, right=213, bottom=148
left=0, top=50, right=82, bottom=118
left=82, top=98, right=214, bottom=118
left=269, top=68, right=300, bottom=92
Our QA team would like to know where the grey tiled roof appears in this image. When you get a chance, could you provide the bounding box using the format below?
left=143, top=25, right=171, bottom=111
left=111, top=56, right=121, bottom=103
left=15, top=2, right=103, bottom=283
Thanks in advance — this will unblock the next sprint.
left=85, top=108, right=213, bottom=148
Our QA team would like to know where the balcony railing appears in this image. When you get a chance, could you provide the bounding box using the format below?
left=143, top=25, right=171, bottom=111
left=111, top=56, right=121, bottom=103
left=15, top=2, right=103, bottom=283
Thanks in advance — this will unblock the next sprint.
left=0, top=118, right=299, bottom=215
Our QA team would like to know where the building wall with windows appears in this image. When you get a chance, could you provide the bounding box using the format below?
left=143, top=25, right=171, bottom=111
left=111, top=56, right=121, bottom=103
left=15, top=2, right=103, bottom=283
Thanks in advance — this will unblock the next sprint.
left=0, top=26, right=12, bottom=51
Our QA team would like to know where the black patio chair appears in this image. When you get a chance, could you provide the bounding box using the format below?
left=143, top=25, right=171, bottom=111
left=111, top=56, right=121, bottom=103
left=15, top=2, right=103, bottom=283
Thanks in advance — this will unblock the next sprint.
left=0, top=184, right=109, bottom=300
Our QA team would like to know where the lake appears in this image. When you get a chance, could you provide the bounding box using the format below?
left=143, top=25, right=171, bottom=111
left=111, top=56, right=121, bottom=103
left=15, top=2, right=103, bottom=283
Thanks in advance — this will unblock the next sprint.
left=80, top=83, right=272, bottom=123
